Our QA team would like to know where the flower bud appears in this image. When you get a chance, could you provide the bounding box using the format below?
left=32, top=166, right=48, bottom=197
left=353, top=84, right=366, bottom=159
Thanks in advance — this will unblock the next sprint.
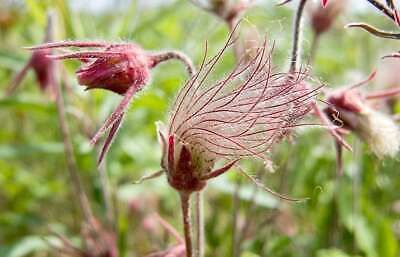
left=308, top=0, right=345, bottom=35
left=326, top=86, right=400, bottom=158
left=75, top=44, right=152, bottom=94
left=30, top=48, right=54, bottom=92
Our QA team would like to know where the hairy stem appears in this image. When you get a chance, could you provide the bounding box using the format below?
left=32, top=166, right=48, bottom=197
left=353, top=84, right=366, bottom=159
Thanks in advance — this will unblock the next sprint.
left=98, top=157, right=114, bottom=225
left=48, top=12, right=93, bottom=222
left=5, top=60, right=31, bottom=96
left=290, top=0, right=308, bottom=73
left=151, top=51, right=196, bottom=77
left=53, top=67, right=93, bottom=221
left=194, top=191, right=205, bottom=257
left=180, top=192, right=193, bottom=257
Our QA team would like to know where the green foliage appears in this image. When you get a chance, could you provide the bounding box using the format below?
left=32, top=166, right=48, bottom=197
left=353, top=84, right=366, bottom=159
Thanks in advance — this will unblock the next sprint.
left=0, top=0, right=399, bottom=256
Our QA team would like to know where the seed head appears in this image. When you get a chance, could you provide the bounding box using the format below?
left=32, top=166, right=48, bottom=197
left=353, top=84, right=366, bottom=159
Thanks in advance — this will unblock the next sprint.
left=158, top=33, right=318, bottom=193
left=325, top=73, right=400, bottom=158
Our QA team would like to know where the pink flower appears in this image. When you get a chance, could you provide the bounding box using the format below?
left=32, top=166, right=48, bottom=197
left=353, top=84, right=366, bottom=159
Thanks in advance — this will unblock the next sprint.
left=27, top=41, right=194, bottom=165
left=324, top=72, right=400, bottom=173
left=75, top=44, right=152, bottom=94
left=5, top=21, right=55, bottom=97
left=157, top=33, right=319, bottom=194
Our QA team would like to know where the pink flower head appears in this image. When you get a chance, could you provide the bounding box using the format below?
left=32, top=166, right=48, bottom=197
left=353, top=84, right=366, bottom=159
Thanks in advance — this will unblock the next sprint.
left=75, top=44, right=152, bottom=94
left=27, top=41, right=152, bottom=95
left=49, top=217, right=117, bottom=257
left=157, top=31, right=319, bottom=193
left=27, top=41, right=194, bottom=165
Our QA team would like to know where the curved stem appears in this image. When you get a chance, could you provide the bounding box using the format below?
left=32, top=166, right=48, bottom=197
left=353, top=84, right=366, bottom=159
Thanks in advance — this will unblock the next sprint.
left=5, top=60, right=31, bottom=96
left=194, top=191, right=205, bottom=257
left=151, top=51, right=196, bottom=77
left=180, top=192, right=194, bottom=257
left=289, top=0, right=308, bottom=73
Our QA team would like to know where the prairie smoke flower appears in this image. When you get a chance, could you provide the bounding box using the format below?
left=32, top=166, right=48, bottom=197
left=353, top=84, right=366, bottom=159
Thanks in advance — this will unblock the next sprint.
left=157, top=33, right=319, bottom=195
left=49, top=217, right=117, bottom=257
left=153, top=30, right=319, bottom=257
left=27, top=41, right=194, bottom=164
left=324, top=72, right=400, bottom=161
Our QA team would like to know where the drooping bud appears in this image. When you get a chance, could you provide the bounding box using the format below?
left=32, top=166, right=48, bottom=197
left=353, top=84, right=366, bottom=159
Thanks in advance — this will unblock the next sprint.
left=30, top=48, right=54, bottom=92
left=307, top=0, right=345, bottom=36
left=27, top=41, right=194, bottom=165
left=191, top=0, right=252, bottom=26
left=5, top=15, right=55, bottom=97
left=75, top=44, right=151, bottom=94
left=325, top=73, right=400, bottom=158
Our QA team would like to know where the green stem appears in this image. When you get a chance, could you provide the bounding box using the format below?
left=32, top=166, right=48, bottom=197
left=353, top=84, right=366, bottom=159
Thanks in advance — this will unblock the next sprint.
left=194, top=191, right=205, bottom=257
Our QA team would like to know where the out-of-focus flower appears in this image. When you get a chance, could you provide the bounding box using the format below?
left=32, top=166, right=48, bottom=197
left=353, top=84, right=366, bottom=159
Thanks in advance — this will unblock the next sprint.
left=27, top=41, right=194, bottom=165
left=49, top=217, right=117, bottom=257
left=277, top=0, right=328, bottom=8
left=324, top=72, right=400, bottom=162
left=157, top=31, right=318, bottom=195
left=190, top=0, right=254, bottom=26
left=5, top=16, right=56, bottom=98
left=307, top=0, right=345, bottom=36
left=374, top=59, right=400, bottom=112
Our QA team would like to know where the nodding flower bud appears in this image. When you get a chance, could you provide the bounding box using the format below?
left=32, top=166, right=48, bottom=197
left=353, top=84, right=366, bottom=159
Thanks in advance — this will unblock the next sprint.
left=75, top=44, right=151, bottom=94
left=307, top=0, right=345, bottom=36
left=27, top=42, right=152, bottom=95
left=193, top=0, right=251, bottom=26
left=158, top=31, right=319, bottom=194
left=325, top=74, right=400, bottom=158
left=30, top=48, right=53, bottom=92
left=5, top=15, right=55, bottom=97
left=27, top=41, right=194, bottom=165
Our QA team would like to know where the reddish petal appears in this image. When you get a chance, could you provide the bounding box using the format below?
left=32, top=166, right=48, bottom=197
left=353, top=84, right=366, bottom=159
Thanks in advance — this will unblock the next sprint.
left=98, top=113, right=123, bottom=166
left=168, top=135, right=175, bottom=172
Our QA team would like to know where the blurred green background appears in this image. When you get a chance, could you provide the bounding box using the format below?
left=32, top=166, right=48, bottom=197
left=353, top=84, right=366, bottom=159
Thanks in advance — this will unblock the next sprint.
left=1, top=0, right=400, bottom=256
